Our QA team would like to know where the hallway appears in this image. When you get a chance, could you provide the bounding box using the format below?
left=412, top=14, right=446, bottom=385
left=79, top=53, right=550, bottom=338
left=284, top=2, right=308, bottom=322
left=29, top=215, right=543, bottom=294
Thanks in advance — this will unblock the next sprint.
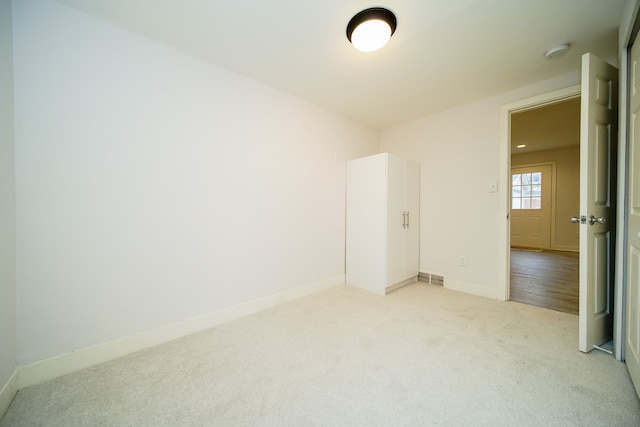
left=510, top=249, right=579, bottom=315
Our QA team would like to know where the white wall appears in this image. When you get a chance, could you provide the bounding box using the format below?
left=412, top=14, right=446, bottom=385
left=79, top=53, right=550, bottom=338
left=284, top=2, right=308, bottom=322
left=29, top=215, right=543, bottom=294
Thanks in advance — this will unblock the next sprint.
left=0, top=0, right=17, bottom=404
left=13, top=0, right=378, bottom=365
left=380, top=72, right=581, bottom=297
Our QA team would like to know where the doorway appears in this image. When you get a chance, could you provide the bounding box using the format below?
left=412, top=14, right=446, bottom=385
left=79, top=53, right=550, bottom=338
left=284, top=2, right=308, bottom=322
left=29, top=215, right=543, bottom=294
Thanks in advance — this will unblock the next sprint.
left=508, top=98, right=581, bottom=314
left=510, top=248, right=579, bottom=314
left=498, top=85, right=581, bottom=303
left=499, top=69, right=619, bottom=356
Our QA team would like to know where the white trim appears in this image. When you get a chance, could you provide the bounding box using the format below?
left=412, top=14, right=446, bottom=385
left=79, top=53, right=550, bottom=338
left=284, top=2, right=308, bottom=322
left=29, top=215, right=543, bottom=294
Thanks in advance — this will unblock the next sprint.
left=615, top=35, right=629, bottom=363
left=498, top=85, right=581, bottom=302
left=444, top=279, right=497, bottom=299
left=614, top=0, right=640, bottom=363
left=17, top=275, right=344, bottom=389
left=552, top=245, right=579, bottom=253
left=0, top=370, right=18, bottom=419
left=385, top=276, right=418, bottom=294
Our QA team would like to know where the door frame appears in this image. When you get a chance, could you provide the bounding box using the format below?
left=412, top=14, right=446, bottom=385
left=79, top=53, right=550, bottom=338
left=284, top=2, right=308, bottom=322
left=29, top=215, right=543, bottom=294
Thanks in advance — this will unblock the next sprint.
left=498, top=85, right=581, bottom=303
left=617, top=0, right=640, bottom=363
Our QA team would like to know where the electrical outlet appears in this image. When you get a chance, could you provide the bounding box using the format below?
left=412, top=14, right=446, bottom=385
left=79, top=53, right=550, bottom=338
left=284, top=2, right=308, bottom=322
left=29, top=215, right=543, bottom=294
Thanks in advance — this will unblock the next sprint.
left=459, top=256, right=466, bottom=266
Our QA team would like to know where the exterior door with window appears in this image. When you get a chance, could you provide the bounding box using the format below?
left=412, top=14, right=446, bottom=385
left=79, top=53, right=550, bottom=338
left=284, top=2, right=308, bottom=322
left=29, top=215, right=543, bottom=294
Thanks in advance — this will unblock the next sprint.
left=510, top=165, right=552, bottom=249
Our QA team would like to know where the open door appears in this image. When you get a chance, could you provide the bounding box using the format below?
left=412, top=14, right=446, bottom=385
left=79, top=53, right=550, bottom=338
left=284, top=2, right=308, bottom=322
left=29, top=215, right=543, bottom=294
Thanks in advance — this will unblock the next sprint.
left=626, top=31, right=640, bottom=397
left=578, top=53, right=618, bottom=353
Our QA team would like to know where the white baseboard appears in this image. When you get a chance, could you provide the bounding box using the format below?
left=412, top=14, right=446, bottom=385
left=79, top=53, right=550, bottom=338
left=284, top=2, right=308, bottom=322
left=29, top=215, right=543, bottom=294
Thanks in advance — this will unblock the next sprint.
left=551, top=245, right=579, bottom=252
left=385, top=276, right=418, bottom=294
left=0, top=370, right=18, bottom=419
left=17, top=275, right=344, bottom=389
left=445, top=278, right=497, bottom=299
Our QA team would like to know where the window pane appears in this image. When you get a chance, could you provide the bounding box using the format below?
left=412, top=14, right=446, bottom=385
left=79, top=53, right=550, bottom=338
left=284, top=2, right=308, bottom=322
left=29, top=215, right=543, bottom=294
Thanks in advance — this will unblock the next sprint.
left=512, top=174, right=521, bottom=185
left=532, top=172, right=542, bottom=184
left=512, top=198, right=521, bottom=209
left=511, top=170, right=544, bottom=210
left=512, top=186, right=521, bottom=197
left=531, top=197, right=541, bottom=209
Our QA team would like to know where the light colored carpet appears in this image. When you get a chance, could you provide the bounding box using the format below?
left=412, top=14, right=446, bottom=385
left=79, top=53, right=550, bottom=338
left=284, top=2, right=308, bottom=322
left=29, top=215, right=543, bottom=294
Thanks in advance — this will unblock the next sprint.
left=2, top=283, right=639, bottom=426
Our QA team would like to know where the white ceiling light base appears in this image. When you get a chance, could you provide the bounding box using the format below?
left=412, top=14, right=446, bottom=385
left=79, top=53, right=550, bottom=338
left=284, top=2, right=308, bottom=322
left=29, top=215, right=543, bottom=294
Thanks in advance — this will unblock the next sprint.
left=347, top=7, right=397, bottom=53
left=545, top=43, right=570, bottom=59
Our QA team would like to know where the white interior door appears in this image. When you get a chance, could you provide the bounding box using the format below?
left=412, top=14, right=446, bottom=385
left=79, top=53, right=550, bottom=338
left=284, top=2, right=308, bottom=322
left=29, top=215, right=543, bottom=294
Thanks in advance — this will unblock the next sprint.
left=626, top=32, right=640, bottom=397
left=510, top=165, right=552, bottom=249
left=579, top=53, right=618, bottom=353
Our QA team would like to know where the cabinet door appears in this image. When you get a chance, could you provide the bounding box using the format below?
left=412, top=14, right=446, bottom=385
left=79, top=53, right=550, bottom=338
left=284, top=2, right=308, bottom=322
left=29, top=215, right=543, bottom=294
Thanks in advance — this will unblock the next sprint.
left=346, top=154, right=388, bottom=293
left=404, top=160, right=420, bottom=279
left=386, top=155, right=406, bottom=286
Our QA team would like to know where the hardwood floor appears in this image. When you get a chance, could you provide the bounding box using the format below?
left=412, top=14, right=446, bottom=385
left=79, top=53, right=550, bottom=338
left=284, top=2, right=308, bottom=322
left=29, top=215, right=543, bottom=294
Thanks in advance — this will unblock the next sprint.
left=510, top=248, right=579, bottom=315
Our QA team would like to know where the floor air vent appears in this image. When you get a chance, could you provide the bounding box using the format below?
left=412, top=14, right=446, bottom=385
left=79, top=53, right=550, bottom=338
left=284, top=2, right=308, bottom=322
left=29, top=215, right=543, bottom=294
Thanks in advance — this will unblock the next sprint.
left=418, top=272, right=444, bottom=286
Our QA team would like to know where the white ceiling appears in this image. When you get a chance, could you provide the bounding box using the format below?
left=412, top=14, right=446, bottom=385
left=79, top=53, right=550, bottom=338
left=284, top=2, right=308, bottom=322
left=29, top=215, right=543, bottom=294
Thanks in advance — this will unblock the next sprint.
left=52, top=0, right=624, bottom=130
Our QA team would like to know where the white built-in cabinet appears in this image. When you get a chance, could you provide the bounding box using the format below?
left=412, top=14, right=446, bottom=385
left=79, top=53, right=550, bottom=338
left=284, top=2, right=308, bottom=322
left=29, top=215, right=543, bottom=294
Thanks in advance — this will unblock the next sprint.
left=346, top=153, right=420, bottom=295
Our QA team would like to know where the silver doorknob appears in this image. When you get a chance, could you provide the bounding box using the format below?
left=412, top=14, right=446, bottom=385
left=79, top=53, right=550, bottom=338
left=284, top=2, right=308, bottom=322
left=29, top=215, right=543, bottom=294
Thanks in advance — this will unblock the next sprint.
left=588, top=215, right=606, bottom=225
left=570, top=216, right=580, bottom=223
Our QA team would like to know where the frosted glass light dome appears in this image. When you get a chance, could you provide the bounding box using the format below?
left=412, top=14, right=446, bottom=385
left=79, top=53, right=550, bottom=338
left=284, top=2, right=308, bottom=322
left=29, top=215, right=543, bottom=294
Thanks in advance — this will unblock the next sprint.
left=350, top=19, right=392, bottom=52
left=347, top=8, right=397, bottom=53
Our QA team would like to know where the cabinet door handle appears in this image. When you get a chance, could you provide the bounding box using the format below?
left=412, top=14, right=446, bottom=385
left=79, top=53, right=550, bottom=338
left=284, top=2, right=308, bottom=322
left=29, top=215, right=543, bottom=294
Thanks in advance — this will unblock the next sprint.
left=406, top=211, right=410, bottom=228
left=402, top=212, right=407, bottom=228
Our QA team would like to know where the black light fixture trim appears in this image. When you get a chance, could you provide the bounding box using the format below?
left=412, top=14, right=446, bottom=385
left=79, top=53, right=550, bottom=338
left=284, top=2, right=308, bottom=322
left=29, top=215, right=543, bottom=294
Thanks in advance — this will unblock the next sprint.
left=346, top=7, right=397, bottom=42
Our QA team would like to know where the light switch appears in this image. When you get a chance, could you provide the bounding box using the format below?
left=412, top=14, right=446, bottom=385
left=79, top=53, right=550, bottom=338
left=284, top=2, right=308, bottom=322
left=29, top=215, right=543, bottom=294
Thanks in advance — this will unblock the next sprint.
left=489, top=181, right=498, bottom=193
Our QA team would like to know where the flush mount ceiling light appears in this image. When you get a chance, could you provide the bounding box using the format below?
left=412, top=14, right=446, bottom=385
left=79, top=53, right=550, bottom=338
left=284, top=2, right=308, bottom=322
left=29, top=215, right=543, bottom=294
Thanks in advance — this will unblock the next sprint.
left=346, top=7, right=397, bottom=53
left=545, top=43, right=570, bottom=59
